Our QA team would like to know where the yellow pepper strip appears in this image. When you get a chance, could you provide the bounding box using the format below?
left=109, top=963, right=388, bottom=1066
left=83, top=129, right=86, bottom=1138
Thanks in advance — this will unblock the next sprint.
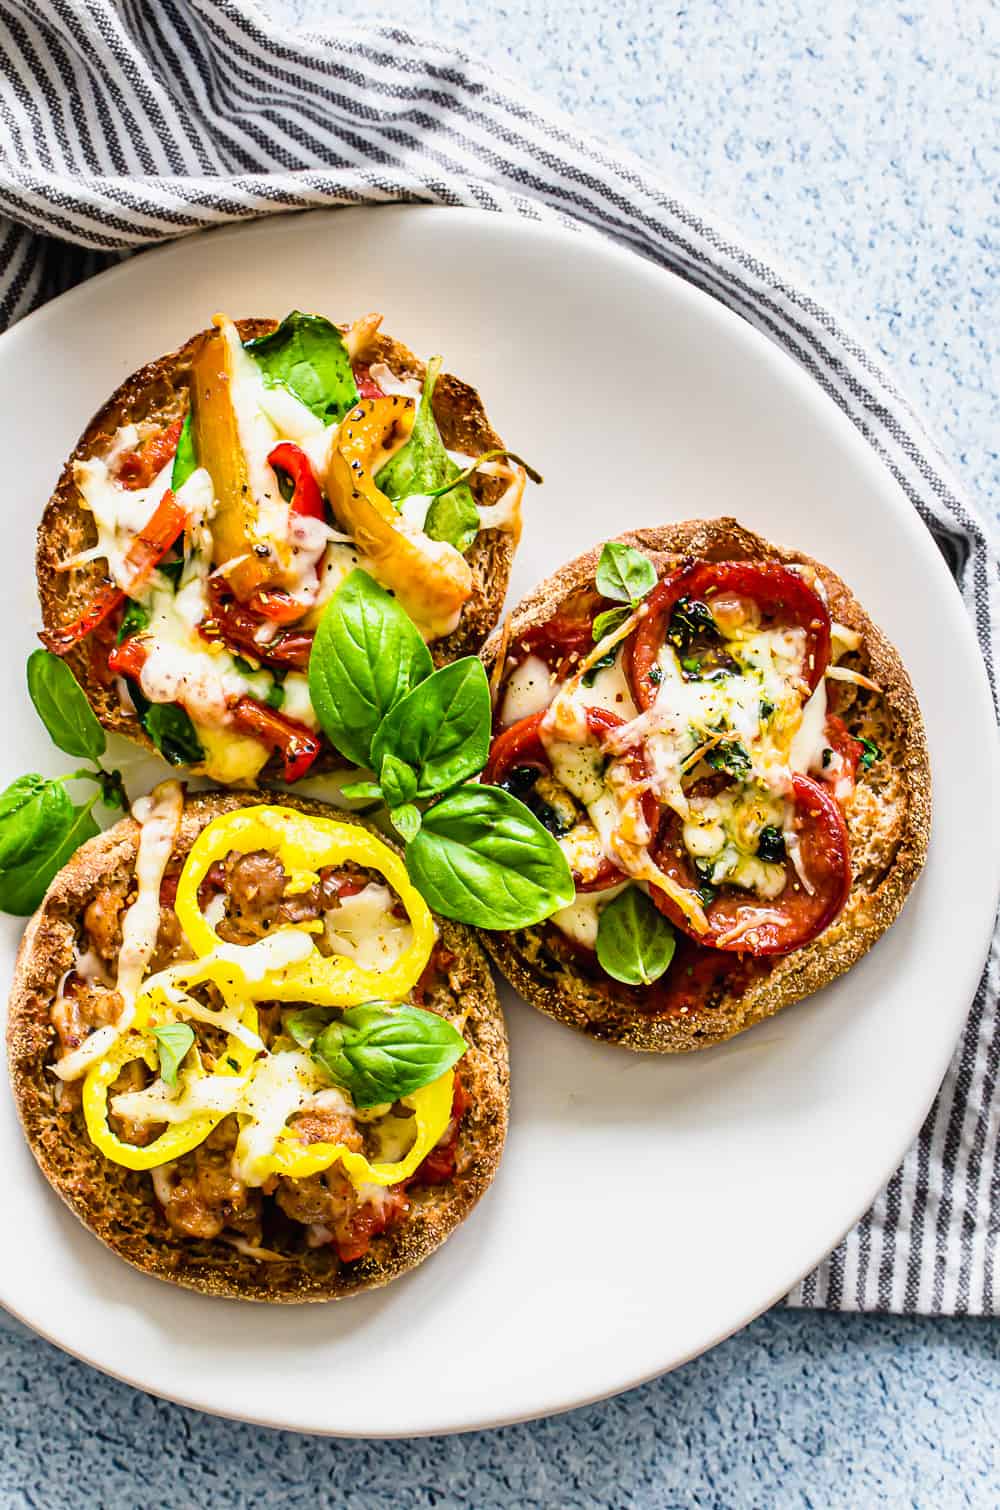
left=261, top=1069, right=454, bottom=1187
left=326, top=398, right=473, bottom=640
left=174, top=806, right=435, bottom=1006
left=82, top=1004, right=259, bottom=1172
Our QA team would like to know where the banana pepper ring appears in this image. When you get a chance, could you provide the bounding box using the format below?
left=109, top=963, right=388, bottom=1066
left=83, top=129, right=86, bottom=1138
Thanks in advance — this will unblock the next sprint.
left=260, top=1069, right=454, bottom=1186
left=174, top=806, right=435, bottom=1006
left=82, top=1004, right=259, bottom=1172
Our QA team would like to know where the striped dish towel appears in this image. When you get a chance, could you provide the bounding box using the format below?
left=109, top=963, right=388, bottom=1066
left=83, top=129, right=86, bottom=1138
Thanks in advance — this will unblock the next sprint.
left=1, top=0, right=997, bottom=1315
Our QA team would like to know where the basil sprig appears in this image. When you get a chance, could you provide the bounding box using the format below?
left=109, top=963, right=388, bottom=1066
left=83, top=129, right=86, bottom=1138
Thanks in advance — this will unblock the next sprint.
left=375, top=355, right=480, bottom=553
left=595, top=886, right=676, bottom=986
left=243, top=311, right=359, bottom=424
left=0, top=652, right=130, bottom=915
left=151, top=1023, right=195, bottom=1087
left=595, top=541, right=657, bottom=606
left=309, top=570, right=573, bottom=927
left=289, top=1001, right=467, bottom=1109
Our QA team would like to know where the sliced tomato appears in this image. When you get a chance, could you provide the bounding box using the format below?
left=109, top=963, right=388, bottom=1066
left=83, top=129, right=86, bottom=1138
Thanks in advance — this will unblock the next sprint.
left=649, top=773, right=851, bottom=955
left=513, top=591, right=611, bottom=677
left=201, top=578, right=313, bottom=671
left=484, top=707, right=656, bottom=892
left=627, top=560, right=831, bottom=711
left=230, top=697, right=322, bottom=783
left=116, top=419, right=183, bottom=490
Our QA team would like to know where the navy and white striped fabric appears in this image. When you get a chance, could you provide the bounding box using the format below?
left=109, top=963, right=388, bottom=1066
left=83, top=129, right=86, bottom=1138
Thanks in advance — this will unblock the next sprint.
left=1, top=0, right=997, bottom=1314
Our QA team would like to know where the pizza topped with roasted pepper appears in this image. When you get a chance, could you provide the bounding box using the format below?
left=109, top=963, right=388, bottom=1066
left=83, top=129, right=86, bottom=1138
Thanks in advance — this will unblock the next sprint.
left=39, top=312, right=532, bottom=784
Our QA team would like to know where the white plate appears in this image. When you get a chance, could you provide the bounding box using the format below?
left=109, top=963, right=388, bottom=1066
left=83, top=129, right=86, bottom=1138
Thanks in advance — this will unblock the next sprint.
left=0, top=208, right=996, bottom=1437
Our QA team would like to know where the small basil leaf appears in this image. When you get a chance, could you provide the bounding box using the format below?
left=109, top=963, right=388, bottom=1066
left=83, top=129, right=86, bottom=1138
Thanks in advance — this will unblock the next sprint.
left=143, top=702, right=204, bottom=766
left=595, top=886, right=676, bottom=986
left=595, top=542, right=657, bottom=605
left=244, top=311, right=359, bottom=424
left=309, top=570, right=433, bottom=768
left=592, top=606, right=631, bottom=642
left=117, top=599, right=149, bottom=644
left=339, top=780, right=384, bottom=803
left=380, top=753, right=418, bottom=809
left=0, top=775, right=73, bottom=870
left=26, top=650, right=106, bottom=762
left=375, top=356, right=479, bottom=552
left=858, top=737, right=881, bottom=772
left=0, top=799, right=99, bottom=915
left=389, top=803, right=422, bottom=843
left=370, top=657, right=491, bottom=798
left=405, top=784, right=575, bottom=929
left=171, top=411, right=197, bottom=489
left=313, top=1002, right=467, bottom=1109
left=151, top=1023, right=195, bottom=1087
left=285, top=1008, right=334, bottom=1050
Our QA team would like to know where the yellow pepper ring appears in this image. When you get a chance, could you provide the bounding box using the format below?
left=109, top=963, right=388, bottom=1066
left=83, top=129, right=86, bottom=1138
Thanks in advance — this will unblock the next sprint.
left=260, top=1069, right=454, bottom=1186
left=174, top=806, right=435, bottom=1007
left=82, top=1005, right=259, bottom=1173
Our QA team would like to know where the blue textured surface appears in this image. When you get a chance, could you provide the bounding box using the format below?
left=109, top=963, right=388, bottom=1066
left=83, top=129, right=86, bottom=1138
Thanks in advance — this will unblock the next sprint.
left=3, top=0, right=998, bottom=1502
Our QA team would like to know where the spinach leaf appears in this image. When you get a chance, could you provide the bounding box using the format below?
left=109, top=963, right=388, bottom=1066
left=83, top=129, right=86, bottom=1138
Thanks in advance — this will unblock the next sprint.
left=312, top=1002, right=467, bottom=1109
left=26, top=650, right=106, bottom=762
left=375, top=356, right=479, bottom=552
left=244, top=311, right=359, bottom=424
left=595, top=542, right=657, bottom=604
left=0, top=798, right=99, bottom=915
left=595, top=886, right=676, bottom=986
left=151, top=1023, right=195, bottom=1087
left=405, top=784, right=575, bottom=928
left=0, top=775, right=73, bottom=871
left=308, top=570, right=433, bottom=768
left=592, top=606, right=631, bottom=642
left=171, top=412, right=197, bottom=489
left=370, top=657, right=491, bottom=798
left=144, top=703, right=204, bottom=766
left=117, top=600, right=149, bottom=644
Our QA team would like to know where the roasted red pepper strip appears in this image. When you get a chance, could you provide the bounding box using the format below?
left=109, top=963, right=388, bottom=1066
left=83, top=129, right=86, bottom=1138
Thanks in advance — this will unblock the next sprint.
left=106, top=635, right=148, bottom=680
left=200, top=578, right=313, bottom=671
left=267, top=441, right=324, bottom=520
left=230, top=697, right=322, bottom=782
left=42, top=490, right=188, bottom=656
left=246, top=586, right=308, bottom=624
left=116, top=419, right=183, bottom=490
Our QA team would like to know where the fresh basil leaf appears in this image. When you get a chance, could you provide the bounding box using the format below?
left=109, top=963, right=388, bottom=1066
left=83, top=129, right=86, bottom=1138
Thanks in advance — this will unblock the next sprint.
left=143, top=702, right=204, bottom=766
left=592, top=606, right=631, bottom=642
left=0, top=799, right=99, bottom=915
left=370, top=658, right=491, bottom=798
left=858, top=737, right=881, bottom=772
left=171, top=411, right=197, bottom=490
left=286, top=1007, right=335, bottom=1050
left=26, top=650, right=106, bottom=762
left=0, top=775, right=74, bottom=870
left=339, top=779, right=384, bottom=803
left=380, top=753, right=418, bottom=809
left=389, top=803, right=422, bottom=842
left=405, top=784, right=575, bottom=929
left=117, top=600, right=149, bottom=644
left=375, top=356, right=480, bottom=552
left=595, top=542, right=657, bottom=605
left=244, top=311, right=359, bottom=424
left=595, top=886, right=676, bottom=986
left=313, top=1002, right=467, bottom=1109
left=151, top=1023, right=195, bottom=1087
left=309, top=570, right=433, bottom=768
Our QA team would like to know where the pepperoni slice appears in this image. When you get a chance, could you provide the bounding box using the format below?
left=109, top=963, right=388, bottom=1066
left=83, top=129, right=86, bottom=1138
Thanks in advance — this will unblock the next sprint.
left=483, top=707, right=656, bottom=892
left=627, top=560, right=831, bottom=711
left=649, top=773, right=850, bottom=955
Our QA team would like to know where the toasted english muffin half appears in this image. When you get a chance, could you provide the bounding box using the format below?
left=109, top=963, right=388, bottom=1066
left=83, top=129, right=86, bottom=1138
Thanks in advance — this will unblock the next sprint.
left=479, top=518, right=931, bottom=1053
left=7, top=791, right=509, bottom=1301
left=37, top=317, right=520, bottom=783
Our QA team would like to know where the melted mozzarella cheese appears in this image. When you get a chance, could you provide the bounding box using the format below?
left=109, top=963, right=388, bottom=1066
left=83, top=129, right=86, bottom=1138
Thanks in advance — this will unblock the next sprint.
left=72, top=443, right=174, bottom=587
left=322, top=884, right=415, bottom=971
left=550, top=881, right=628, bottom=948
left=233, top=1049, right=326, bottom=1186
left=788, top=680, right=828, bottom=775
left=501, top=654, right=555, bottom=727
left=116, top=780, right=184, bottom=1022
